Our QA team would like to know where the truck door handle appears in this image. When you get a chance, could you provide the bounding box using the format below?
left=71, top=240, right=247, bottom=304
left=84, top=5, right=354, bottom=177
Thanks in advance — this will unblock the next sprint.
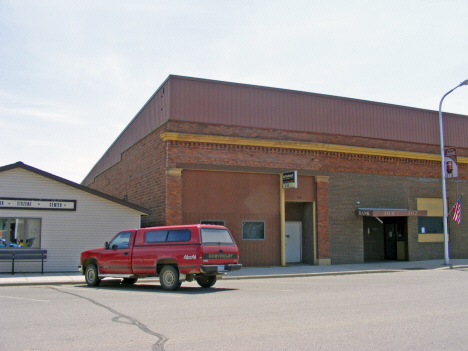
left=124, top=252, right=129, bottom=255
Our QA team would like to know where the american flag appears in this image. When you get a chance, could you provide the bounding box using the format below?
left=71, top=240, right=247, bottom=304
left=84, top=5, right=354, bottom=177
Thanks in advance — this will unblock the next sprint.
left=452, top=196, right=462, bottom=225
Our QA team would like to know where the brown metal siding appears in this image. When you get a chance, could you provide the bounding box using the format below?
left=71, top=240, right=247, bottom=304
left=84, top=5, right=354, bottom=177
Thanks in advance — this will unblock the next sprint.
left=182, top=170, right=281, bottom=267
left=170, top=76, right=466, bottom=147
left=84, top=75, right=468, bottom=185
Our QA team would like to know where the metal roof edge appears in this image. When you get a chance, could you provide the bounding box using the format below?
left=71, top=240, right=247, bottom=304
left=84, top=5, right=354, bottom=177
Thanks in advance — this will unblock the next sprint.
left=81, top=75, right=174, bottom=185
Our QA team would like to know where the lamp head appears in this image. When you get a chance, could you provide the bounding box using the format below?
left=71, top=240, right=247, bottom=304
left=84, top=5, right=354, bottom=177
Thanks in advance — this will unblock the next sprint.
left=460, top=79, right=468, bottom=86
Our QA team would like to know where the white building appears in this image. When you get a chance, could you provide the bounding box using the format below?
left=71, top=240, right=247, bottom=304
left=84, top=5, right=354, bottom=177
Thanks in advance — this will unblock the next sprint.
left=0, top=162, right=150, bottom=273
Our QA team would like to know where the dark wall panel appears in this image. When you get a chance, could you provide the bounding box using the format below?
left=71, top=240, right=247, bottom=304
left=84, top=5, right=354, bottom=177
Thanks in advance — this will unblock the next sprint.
left=285, top=176, right=315, bottom=202
left=182, top=170, right=281, bottom=267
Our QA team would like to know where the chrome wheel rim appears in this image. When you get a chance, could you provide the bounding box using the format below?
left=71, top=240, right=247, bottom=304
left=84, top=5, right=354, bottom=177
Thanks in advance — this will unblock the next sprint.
left=86, top=269, right=95, bottom=282
left=163, top=271, right=175, bottom=286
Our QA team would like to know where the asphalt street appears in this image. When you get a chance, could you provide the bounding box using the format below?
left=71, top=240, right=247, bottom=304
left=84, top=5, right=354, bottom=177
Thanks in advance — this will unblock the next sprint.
left=2, top=268, right=468, bottom=351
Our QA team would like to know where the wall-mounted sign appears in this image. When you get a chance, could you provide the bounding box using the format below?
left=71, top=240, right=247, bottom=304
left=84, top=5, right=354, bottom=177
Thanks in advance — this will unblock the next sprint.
left=356, top=209, right=427, bottom=217
left=282, top=171, right=298, bottom=189
left=0, top=198, right=76, bottom=211
left=444, top=147, right=458, bottom=178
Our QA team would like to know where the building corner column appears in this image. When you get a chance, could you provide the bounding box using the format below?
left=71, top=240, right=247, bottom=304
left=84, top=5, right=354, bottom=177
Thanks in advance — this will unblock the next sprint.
left=316, top=176, right=331, bottom=265
left=166, top=168, right=183, bottom=226
left=280, top=182, right=286, bottom=267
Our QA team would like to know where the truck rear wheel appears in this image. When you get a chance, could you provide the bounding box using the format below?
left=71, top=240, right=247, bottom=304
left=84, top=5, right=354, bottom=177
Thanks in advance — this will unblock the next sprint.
left=85, top=264, right=101, bottom=287
left=160, top=266, right=180, bottom=291
left=196, top=275, right=217, bottom=288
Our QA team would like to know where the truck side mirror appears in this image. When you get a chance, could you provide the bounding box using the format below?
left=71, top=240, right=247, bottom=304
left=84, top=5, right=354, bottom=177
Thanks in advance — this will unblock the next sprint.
left=105, top=242, right=109, bottom=249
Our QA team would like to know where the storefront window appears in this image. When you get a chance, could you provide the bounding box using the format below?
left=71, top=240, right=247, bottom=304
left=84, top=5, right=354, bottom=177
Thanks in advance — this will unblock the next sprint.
left=0, top=218, right=41, bottom=249
left=242, top=221, right=265, bottom=240
left=418, top=217, right=444, bottom=234
left=417, top=198, right=444, bottom=234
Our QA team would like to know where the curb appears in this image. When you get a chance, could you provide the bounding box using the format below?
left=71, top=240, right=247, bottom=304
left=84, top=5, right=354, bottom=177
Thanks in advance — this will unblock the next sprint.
left=221, top=269, right=402, bottom=280
left=1, top=265, right=467, bottom=287
left=1, top=269, right=398, bottom=287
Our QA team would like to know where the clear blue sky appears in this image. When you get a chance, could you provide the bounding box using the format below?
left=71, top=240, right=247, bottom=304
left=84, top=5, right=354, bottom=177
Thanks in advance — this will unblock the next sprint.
left=1, top=1, right=467, bottom=183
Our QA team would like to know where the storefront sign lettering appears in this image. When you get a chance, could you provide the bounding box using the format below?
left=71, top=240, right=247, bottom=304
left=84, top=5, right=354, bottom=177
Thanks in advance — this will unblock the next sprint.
left=356, top=209, right=427, bottom=217
left=0, top=198, right=76, bottom=211
left=17, top=201, right=32, bottom=207
left=282, top=171, right=298, bottom=189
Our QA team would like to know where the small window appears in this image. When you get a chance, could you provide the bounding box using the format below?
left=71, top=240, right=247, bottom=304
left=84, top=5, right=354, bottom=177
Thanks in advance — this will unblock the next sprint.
left=145, top=230, right=168, bottom=243
left=242, top=221, right=265, bottom=240
left=201, top=228, right=234, bottom=245
left=167, top=229, right=191, bottom=242
left=200, top=220, right=225, bottom=226
left=109, top=231, right=132, bottom=249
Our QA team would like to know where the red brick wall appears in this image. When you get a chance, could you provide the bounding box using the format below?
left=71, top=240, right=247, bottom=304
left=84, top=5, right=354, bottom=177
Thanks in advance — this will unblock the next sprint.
left=87, top=125, right=168, bottom=227
left=86, top=120, right=468, bottom=265
left=167, top=120, right=468, bottom=158
left=316, top=177, right=330, bottom=260
left=166, top=169, right=183, bottom=225
left=166, top=138, right=463, bottom=180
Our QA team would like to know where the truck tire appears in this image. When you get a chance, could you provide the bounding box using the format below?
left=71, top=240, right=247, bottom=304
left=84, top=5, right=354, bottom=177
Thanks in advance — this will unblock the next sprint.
left=196, top=275, right=217, bottom=288
left=160, top=265, right=180, bottom=291
left=85, top=264, right=101, bottom=287
left=122, top=278, right=138, bottom=285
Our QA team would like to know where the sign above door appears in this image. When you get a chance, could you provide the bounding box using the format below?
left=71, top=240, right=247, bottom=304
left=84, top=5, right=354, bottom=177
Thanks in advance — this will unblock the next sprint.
left=356, top=208, right=427, bottom=217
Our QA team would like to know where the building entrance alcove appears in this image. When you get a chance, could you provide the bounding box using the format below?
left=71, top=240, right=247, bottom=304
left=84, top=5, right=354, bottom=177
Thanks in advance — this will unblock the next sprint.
left=285, top=202, right=315, bottom=264
left=363, top=216, right=408, bottom=261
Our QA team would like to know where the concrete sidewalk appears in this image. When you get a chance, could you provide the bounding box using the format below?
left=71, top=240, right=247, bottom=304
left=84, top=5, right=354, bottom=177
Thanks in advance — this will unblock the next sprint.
left=1, top=259, right=468, bottom=287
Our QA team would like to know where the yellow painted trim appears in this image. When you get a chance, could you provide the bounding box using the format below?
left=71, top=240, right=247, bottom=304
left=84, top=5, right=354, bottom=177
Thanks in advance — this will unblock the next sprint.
left=316, top=176, right=330, bottom=183
left=280, top=178, right=286, bottom=267
left=417, top=198, right=443, bottom=216
left=418, top=234, right=445, bottom=243
left=161, top=132, right=468, bottom=163
left=313, top=201, right=317, bottom=265
left=317, top=258, right=332, bottom=265
left=166, top=168, right=183, bottom=176
left=397, top=241, right=405, bottom=260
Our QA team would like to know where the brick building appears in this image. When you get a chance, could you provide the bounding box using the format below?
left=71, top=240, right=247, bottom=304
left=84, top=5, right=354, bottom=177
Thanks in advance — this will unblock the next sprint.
left=82, top=75, right=468, bottom=267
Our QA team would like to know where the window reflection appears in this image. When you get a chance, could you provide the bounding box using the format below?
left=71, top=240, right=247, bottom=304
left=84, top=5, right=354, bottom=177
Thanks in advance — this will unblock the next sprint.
left=0, top=218, right=41, bottom=248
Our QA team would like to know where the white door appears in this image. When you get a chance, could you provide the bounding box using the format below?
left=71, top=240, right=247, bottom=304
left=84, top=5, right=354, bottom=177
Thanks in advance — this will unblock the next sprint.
left=285, top=221, right=302, bottom=263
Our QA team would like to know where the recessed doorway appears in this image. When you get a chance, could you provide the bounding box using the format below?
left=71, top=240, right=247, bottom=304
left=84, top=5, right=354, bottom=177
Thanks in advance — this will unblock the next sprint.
left=285, top=221, right=302, bottom=263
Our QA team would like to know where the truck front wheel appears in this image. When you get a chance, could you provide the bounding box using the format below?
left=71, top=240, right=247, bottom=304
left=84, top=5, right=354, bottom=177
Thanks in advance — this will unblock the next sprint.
left=160, top=266, right=180, bottom=291
left=196, top=275, right=217, bottom=288
left=85, top=264, right=101, bottom=287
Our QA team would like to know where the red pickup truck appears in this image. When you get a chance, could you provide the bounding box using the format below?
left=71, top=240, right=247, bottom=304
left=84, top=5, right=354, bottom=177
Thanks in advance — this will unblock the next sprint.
left=79, top=224, right=241, bottom=290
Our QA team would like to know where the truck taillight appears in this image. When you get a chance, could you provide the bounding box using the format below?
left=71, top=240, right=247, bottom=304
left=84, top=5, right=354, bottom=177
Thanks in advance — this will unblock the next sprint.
left=197, top=245, right=203, bottom=259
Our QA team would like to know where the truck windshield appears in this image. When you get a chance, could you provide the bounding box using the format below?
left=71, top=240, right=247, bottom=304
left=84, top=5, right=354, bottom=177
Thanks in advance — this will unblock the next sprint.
left=201, top=228, right=234, bottom=245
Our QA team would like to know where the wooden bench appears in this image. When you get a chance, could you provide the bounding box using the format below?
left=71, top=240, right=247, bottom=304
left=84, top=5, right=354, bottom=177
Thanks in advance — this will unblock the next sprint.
left=0, top=250, right=47, bottom=275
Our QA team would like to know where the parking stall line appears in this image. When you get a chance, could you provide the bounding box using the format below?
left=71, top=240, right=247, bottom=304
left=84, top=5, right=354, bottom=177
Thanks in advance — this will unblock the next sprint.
left=59, top=286, right=185, bottom=297
left=0, top=295, right=49, bottom=302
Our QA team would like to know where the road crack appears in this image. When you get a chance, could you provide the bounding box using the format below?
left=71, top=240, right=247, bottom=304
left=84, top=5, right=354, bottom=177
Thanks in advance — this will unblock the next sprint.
left=48, top=287, right=168, bottom=351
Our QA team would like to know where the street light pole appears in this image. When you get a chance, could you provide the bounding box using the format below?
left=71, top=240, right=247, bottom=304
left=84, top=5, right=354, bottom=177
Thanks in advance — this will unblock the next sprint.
left=438, top=79, right=468, bottom=266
